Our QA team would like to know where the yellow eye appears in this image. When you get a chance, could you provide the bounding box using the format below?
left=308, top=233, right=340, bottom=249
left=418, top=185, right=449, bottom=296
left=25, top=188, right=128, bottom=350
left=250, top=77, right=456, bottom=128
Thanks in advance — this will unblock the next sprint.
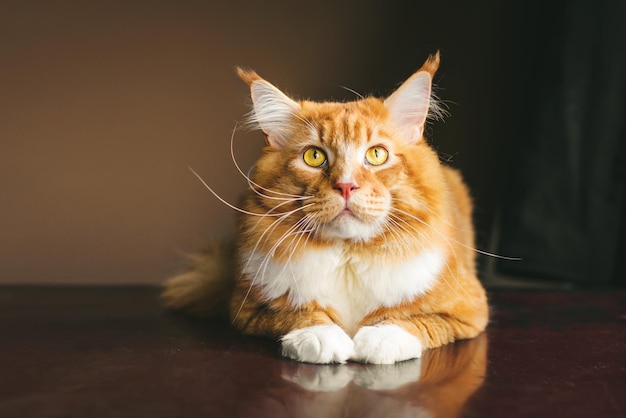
left=303, top=147, right=327, bottom=167
left=365, top=146, right=389, bottom=166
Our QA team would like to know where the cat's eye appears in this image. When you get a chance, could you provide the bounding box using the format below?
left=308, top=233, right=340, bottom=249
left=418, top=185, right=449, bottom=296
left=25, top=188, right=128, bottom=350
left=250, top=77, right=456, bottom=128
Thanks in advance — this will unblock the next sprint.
left=303, top=147, right=327, bottom=168
left=365, top=146, right=389, bottom=166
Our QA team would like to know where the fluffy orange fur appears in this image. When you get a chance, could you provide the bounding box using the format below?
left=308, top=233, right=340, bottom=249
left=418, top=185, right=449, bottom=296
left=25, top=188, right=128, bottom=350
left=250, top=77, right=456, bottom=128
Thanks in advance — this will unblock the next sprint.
left=162, top=53, right=488, bottom=364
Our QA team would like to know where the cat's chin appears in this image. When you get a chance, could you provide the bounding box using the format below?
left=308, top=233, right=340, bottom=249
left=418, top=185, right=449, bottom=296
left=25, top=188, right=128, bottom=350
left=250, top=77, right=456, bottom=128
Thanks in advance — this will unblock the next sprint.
left=320, top=212, right=381, bottom=242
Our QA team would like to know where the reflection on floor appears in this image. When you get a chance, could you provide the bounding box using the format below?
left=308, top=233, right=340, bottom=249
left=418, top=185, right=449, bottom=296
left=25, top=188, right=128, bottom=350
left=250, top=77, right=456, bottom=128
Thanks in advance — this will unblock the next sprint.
left=0, top=287, right=624, bottom=418
left=268, top=335, right=486, bottom=418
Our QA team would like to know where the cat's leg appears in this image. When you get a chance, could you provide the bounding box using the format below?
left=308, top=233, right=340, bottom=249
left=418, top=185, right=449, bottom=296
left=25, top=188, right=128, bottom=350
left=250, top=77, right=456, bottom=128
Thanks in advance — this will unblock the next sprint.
left=353, top=293, right=488, bottom=364
left=230, top=281, right=354, bottom=364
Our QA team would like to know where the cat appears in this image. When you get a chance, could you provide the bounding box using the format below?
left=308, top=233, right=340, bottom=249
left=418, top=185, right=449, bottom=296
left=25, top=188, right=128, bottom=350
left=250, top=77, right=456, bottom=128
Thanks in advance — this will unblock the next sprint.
left=162, top=52, right=489, bottom=364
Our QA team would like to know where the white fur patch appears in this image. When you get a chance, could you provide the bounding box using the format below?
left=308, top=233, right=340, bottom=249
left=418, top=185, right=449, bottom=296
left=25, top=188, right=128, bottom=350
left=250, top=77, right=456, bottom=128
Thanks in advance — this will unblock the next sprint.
left=352, top=324, right=423, bottom=364
left=319, top=211, right=385, bottom=241
left=242, top=245, right=444, bottom=335
left=281, top=324, right=354, bottom=364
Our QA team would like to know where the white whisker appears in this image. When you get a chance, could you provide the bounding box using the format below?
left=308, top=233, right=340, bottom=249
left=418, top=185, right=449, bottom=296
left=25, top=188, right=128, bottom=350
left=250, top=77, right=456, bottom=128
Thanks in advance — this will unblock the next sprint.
left=292, top=113, right=317, bottom=134
left=391, top=206, right=521, bottom=261
left=392, top=197, right=474, bottom=234
left=234, top=212, right=315, bottom=322
left=229, top=124, right=312, bottom=200
left=243, top=203, right=312, bottom=273
left=339, top=85, right=365, bottom=100
left=253, top=218, right=308, bottom=291
left=189, top=166, right=314, bottom=217
left=387, top=211, right=471, bottom=298
left=388, top=210, right=461, bottom=274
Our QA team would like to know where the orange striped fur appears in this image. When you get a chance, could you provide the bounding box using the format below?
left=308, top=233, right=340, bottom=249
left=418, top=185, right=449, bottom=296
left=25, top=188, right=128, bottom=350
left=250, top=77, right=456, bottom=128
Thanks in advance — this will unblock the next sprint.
left=162, top=53, right=488, bottom=364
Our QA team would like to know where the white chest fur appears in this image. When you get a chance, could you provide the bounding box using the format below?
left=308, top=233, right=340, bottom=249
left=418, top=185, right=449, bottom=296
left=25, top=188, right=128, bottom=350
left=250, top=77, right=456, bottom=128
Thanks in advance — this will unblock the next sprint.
left=241, top=245, right=445, bottom=335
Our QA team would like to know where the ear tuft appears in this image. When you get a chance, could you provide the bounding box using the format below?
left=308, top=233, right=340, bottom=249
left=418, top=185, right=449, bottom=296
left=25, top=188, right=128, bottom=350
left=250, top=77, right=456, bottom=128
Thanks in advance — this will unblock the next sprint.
left=236, top=67, right=261, bottom=86
left=237, top=67, right=300, bottom=149
left=419, top=51, right=440, bottom=77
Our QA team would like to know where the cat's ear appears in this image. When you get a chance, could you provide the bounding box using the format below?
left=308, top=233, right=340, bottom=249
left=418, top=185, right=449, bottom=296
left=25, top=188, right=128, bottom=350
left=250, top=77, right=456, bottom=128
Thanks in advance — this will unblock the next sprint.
left=384, top=52, right=441, bottom=144
left=237, top=67, right=300, bottom=149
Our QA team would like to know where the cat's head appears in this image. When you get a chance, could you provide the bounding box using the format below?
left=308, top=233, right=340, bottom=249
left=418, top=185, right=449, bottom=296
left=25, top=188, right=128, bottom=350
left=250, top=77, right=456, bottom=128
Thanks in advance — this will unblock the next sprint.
left=238, top=53, right=448, bottom=245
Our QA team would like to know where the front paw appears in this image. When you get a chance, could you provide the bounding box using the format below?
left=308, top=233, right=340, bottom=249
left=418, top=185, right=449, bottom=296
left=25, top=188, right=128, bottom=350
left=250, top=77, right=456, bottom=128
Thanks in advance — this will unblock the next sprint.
left=352, top=324, right=422, bottom=364
left=281, top=324, right=354, bottom=364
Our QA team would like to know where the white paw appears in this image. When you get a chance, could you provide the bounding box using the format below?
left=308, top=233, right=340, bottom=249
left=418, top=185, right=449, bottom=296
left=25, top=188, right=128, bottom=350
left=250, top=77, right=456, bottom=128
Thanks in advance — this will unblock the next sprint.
left=281, top=324, right=354, bottom=364
left=352, top=324, right=423, bottom=364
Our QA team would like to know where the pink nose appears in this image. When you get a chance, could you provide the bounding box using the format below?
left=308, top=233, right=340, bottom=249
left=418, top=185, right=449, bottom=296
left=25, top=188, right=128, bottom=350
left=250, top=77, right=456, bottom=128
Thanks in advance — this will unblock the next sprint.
left=335, top=182, right=359, bottom=200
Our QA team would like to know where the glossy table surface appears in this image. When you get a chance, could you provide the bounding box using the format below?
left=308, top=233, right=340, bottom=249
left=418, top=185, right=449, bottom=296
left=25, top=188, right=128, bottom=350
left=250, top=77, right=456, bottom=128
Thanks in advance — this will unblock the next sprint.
left=1, top=286, right=624, bottom=418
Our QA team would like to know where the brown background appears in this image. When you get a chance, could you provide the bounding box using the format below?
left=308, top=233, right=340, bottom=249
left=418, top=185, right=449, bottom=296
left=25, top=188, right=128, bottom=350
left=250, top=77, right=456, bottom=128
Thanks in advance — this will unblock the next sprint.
left=1, top=1, right=513, bottom=284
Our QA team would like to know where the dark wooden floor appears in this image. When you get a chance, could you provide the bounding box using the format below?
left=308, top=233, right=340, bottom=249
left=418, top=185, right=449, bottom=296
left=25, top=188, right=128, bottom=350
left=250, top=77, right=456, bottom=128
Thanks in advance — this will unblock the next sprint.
left=1, top=286, right=624, bottom=418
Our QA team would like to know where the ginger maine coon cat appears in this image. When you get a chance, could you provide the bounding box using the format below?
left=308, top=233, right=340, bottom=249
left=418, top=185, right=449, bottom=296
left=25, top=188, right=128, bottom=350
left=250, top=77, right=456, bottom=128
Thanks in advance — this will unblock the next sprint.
left=162, top=53, right=488, bottom=364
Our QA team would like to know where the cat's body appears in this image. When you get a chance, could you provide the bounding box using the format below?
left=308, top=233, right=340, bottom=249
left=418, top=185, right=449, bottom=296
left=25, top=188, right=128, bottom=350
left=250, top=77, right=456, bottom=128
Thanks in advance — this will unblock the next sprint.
left=163, top=53, right=488, bottom=364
